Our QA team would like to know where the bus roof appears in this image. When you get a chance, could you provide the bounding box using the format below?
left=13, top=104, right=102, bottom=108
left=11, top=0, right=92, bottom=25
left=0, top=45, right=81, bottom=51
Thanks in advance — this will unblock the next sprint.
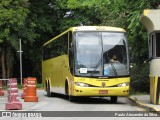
left=70, top=26, right=126, bottom=32
left=43, top=26, right=126, bottom=46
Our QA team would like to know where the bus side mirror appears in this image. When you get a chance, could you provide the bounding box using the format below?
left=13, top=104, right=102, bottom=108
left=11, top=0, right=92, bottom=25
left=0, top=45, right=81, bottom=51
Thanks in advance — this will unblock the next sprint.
left=144, top=56, right=153, bottom=64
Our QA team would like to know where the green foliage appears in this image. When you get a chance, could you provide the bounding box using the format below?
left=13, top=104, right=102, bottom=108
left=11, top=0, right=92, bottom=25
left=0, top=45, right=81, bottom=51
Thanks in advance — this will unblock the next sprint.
left=1, top=0, right=160, bottom=90
left=130, top=64, right=150, bottom=93
left=0, top=0, right=29, bottom=78
left=36, top=84, right=43, bottom=89
left=0, top=0, right=29, bottom=51
left=18, top=83, right=43, bottom=89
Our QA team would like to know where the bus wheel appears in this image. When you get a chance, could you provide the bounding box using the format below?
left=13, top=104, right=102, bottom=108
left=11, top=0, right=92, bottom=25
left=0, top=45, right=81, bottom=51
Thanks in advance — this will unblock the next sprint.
left=69, top=96, right=75, bottom=102
left=45, top=82, right=47, bottom=92
left=65, top=82, right=74, bottom=102
left=47, top=82, right=51, bottom=97
left=65, top=82, right=69, bottom=95
left=110, top=96, right=118, bottom=103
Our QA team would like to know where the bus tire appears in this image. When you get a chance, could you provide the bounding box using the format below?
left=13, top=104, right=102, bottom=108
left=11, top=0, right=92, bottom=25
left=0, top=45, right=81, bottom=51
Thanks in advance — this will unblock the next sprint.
left=47, top=82, right=51, bottom=97
left=111, top=96, right=118, bottom=103
left=65, top=81, right=69, bottom=95
left=69, top=96, right=75, bottom=102
left=45, top=82, right=47, bottom=92
left=65, top=81, right=75, bottom=102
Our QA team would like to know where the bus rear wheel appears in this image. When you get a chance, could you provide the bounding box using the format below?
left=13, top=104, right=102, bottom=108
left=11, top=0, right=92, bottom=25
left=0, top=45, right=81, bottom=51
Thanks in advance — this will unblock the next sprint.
left=69, top=96, right=75, bottom=102
left=47, top=82, right=51, bottom=97
left=110, top=96, right=118, bottom=103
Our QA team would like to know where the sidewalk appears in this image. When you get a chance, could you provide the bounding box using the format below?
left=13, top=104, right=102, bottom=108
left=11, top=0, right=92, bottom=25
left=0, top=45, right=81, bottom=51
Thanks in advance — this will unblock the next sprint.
left=128, top=95, right=160, bottom=113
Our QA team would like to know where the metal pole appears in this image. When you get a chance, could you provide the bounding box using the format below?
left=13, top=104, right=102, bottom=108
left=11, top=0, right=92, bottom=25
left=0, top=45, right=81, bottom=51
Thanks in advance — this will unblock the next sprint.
left=17, top=39, right=23, bottom=85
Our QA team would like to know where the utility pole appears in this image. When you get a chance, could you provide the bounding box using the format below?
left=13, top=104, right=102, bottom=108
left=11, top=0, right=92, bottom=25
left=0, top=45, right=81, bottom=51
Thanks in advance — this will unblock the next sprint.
left=17, top=39, right=23, bottom=85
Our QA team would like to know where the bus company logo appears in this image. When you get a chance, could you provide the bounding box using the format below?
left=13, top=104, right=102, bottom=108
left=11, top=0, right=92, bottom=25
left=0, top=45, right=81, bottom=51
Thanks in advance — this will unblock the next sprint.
left=102, top=82, right=106, bottom=87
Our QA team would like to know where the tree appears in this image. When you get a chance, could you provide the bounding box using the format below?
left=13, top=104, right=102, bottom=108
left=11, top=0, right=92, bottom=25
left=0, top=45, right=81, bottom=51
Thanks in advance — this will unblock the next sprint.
left=19, top=0, right=70, bottom=81
left=0, top=0, right=29, bottom=78
left=1, top=0, right=160, bottom=85
left=66, top=0, right=159, bottom=64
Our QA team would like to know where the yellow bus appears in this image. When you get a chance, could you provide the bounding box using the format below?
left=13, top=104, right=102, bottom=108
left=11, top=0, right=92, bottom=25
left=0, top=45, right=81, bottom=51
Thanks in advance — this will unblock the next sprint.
left=42, top=26, right=130, bottom=103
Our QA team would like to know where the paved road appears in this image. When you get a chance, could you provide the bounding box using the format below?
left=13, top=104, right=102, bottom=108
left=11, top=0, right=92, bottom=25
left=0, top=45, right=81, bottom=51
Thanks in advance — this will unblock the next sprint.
left=0, top=90, right=159, bottom=120
left=22, top=90, right=139, bottom=111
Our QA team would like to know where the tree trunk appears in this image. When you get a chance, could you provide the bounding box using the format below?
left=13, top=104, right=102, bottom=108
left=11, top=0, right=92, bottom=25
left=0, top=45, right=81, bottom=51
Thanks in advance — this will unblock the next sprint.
left=7, top=65, right=10, bottom=78
left=6, top=46, right=11, bottom=78
left=1, top=48, right=6, bottom=79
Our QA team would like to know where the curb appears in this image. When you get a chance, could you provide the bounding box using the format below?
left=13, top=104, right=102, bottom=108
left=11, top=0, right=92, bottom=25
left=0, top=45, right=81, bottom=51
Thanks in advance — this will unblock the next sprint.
left=128, top=97, right=160, bottom=113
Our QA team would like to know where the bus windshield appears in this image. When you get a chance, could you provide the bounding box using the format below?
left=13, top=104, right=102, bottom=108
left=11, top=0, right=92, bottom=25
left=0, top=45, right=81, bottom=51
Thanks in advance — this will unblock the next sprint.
left=75, top=32, right=129, bottom=77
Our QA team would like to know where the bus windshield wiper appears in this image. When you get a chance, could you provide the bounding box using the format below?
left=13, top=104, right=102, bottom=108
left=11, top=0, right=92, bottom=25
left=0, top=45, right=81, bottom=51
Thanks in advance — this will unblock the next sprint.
left=90, top=59, right=102, bottom=76
left=109, top=62, right=118, bottom=76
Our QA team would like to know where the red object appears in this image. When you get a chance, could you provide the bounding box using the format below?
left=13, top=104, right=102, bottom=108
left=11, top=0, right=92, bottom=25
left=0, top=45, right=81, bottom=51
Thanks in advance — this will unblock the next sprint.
left=24, top=77, right=38, bottom=102
left=21, top=78, right=27, bottom=99
left=0, top=81, right=4, bottom=96
left=99, top=90, right=108, bottom=94
left=5, top=78, right=22, bottom=110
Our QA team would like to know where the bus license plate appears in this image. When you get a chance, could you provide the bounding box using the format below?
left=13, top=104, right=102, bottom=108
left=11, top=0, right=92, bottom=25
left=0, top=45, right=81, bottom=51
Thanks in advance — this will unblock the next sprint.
left=99, top=90, right=108, bottom=94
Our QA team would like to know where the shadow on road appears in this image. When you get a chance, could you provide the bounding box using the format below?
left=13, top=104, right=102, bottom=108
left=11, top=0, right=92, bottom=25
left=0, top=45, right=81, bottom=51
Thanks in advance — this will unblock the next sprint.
left=44, top=93, right=126, bottom=105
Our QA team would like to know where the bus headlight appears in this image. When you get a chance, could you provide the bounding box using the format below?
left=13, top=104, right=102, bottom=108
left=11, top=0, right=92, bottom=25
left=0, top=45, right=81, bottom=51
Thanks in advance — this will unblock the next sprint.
left=75, top=82, right=89, bottom=87
left=117, top=82, right=129, bottom=87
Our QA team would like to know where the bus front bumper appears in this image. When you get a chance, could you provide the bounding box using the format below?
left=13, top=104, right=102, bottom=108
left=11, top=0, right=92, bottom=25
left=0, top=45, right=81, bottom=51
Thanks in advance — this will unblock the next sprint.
left=72, top=86, right=129, bottom=97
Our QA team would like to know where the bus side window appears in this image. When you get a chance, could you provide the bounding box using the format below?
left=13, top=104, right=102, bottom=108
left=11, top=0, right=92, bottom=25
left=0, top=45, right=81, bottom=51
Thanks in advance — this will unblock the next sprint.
left=69, top=32, right=74, bottom=74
